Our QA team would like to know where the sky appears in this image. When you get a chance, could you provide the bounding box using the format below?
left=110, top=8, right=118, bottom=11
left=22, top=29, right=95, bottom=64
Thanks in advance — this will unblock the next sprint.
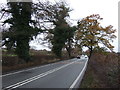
left=32, top=0, right=119, bottom=52
left=1, top=0, right=119, bottom=52
left=67, top=0, right=119, bottom=52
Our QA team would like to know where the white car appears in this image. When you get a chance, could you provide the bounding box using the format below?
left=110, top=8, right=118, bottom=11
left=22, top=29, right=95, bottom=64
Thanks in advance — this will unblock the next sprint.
left=80, top=55, right=88, bottom=59
left=77, top=55, right=88, bottom=59
left=84, top=55, right=88, bottom=59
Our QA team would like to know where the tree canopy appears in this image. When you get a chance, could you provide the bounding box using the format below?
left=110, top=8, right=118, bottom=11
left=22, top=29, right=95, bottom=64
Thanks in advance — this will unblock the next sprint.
left=1, top=0, right=117, bottom=61
left=1, top=1, right=42, bottom=62
left=76, top=14, right=116, bottom=58
left=34, top=1, right=75, bottom=58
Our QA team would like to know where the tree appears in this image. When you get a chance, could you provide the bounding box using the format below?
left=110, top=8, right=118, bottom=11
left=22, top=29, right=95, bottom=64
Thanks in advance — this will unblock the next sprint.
left=76, top=14, right=116, bottom=59
left=49, top=2, right=75, bottom=58
left=34, top=1, right=73, bottom=58
left=1, top=1, right=42, bottom=62
left=65, top=26, right=76, bottom=58
left=93, top=46, right=108, bottom=53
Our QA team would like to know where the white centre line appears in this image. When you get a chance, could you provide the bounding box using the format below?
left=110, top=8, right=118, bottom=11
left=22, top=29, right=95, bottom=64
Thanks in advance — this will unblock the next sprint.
left=0, top=64, right=50, bottom=77
left=1, top=58, right=76, bottom=77
left=3, top=59, right=78, bottom=90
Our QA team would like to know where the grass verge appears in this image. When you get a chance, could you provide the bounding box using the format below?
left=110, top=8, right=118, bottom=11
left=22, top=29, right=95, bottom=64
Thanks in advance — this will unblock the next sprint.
left=79, top=52, right=119, bottom=88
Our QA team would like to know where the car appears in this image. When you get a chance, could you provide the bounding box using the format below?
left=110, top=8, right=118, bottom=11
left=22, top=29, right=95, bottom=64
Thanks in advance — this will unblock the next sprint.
left=77, top=55, right=80, bottom=59
left=84, top=55, right=88, bottom=59
left=77, top=55, right=88, bottom=59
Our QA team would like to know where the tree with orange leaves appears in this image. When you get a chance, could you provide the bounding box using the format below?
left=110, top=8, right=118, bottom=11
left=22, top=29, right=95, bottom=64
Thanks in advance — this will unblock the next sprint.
left=75, top=14, right=116, bottom=59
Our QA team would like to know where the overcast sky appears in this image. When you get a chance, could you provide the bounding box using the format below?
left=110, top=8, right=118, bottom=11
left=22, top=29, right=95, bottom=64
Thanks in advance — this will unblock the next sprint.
left=66, top=0, right=119, bottom=52
left=32, top=0, right=119, bottom=52
left=1, top=0, right=119, bottom=52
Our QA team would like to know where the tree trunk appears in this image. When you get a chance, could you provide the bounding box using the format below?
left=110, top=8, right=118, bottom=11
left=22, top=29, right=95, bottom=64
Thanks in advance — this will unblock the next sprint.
left=66, top=42, right=72, bottom=59
left=16, top=37, right=30, bottom=63
left=89, top=46, right=93, bottom=59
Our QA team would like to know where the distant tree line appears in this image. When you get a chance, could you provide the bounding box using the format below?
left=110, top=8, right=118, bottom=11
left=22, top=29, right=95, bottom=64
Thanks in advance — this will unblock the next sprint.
left=0, top=0, right=116, bottom=62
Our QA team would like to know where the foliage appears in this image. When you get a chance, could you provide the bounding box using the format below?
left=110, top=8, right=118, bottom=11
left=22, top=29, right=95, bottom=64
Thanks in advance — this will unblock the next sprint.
left=52, top=26, right=75, bottom=58
left=1, top=1, right=116, bottom=61
left=65, top=26, right=77, bottom=58
left=93, top=46, right=108, bottom=53
left=76, top=14, right=116, bottom=58
left=1, top=1, right=42, bottom=62
left=34, top=1, right=75, bottom=58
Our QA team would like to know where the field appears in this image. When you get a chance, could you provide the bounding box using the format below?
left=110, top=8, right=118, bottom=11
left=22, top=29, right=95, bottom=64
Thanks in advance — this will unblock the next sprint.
left=2, top=49, right=69, bottom=73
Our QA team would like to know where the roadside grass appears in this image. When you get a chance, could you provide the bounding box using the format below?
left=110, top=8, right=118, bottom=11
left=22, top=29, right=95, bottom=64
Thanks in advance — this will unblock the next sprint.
left=2, top=54, right=17, bottom=57
left=80, top=52, right=119, bottom=88
left=80, top=64, right=100, bottom=88
left=2, top=58, right=60, bottom=73
left=2, top=49, right=69, bottom=73
left=2, top=55, right=60, bottom=73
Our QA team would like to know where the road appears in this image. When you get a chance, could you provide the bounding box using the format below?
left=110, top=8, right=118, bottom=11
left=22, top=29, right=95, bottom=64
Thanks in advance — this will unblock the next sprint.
left=2, top=58, right=88, bottom=90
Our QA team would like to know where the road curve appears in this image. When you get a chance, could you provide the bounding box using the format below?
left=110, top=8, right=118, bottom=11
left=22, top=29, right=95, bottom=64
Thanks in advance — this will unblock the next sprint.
left=2, top=58, right=88, bottom=89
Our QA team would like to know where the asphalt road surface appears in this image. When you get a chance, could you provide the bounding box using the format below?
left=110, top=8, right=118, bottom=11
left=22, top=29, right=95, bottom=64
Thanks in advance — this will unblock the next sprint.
left=2, top=58, right=88, bottom=90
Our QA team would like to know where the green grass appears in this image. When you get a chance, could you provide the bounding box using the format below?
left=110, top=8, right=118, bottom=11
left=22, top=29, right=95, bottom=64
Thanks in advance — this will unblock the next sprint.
left=80, top=52, right=119, bottom=88
left=2, top=54, right=17, bottom=57
left=80, top=72, right=94, bottom=88
left=80, top=65, right=100, bottom=88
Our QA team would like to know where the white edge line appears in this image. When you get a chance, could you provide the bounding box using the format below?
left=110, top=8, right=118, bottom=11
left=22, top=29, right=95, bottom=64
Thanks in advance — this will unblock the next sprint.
left=69, top=59, right=88, bottom=89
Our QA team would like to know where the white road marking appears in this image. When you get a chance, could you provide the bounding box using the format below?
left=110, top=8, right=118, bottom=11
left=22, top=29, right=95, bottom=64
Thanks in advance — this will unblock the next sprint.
left=1, top=59, right=76, bottom=77
left=69, top=59, right=88, bottom=89
left=3, top=59, right=78, bottom=90
left=0, top=64, right=51, bottom=77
